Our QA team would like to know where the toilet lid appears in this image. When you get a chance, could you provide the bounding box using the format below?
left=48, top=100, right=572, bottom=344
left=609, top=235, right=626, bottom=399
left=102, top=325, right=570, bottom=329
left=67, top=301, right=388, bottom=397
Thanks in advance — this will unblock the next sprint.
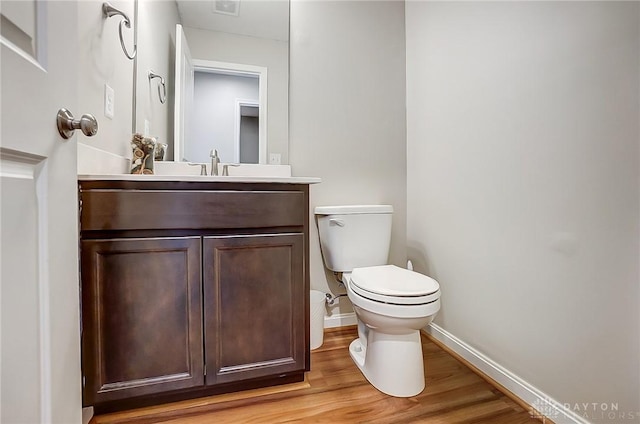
left=350, top=265, right=440, bottom=301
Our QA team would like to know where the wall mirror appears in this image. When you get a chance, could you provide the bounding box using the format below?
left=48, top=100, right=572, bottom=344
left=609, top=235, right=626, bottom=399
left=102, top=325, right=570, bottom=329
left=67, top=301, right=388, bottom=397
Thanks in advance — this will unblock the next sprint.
left=134, top=0, right=289, bottom=164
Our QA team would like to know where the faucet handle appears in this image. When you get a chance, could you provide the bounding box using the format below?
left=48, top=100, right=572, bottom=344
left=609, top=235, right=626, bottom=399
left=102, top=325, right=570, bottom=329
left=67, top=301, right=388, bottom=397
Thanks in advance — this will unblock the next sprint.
left=187, top=162, right=207, bottom=175
left=221, top=163, right=240, bottom=176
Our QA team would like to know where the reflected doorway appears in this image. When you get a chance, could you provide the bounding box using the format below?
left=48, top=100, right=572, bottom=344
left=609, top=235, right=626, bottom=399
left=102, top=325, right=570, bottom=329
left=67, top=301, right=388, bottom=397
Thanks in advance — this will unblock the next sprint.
left=237, top=102, right=259, bottom=164
left=191, top=71, right=259, bottom=163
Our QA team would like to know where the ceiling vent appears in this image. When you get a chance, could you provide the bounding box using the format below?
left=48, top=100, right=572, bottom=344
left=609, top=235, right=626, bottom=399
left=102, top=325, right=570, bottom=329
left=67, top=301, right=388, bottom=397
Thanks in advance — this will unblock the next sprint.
left=213, top=0, right=240, bottom=16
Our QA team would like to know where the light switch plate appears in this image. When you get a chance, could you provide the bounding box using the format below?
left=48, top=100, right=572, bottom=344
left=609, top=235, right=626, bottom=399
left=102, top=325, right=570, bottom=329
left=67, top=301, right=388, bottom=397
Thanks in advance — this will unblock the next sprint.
left=104, top=84, right=114, bottom=119
left=269, top=153, right=281, bottom=165
left=144, top=119, right=150, bottom=135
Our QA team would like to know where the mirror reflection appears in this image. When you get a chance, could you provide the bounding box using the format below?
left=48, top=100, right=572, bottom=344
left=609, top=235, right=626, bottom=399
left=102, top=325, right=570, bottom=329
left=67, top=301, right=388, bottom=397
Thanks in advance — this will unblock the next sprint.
left=188, top=60, right=267, bottom=164
left=135, top=0, right=289, bottom=164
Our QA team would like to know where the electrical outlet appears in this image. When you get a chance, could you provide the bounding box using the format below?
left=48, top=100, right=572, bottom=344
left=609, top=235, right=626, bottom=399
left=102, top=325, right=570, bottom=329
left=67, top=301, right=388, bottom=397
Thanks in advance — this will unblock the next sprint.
left=269, top=153, right=281, bottom=165
left=104, top=84, right=115, bottom=119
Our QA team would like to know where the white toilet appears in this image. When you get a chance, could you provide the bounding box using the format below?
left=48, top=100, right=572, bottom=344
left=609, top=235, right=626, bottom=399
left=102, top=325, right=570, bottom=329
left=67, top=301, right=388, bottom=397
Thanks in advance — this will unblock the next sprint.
left=315, top=205, right=441, bottom=397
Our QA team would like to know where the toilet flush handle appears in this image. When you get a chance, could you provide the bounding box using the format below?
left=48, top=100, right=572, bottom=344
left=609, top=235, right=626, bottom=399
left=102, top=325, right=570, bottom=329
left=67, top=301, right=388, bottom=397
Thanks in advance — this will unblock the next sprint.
left=329, top=219, right=345, bottom=227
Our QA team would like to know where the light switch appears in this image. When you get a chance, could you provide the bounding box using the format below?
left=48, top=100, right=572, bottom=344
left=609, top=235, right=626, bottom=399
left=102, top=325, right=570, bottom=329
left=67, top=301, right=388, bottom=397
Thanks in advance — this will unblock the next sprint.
left=144, top=119, right=150, bottom=135
left=104, top=84, right=114, bottom=119
left=269, top=153, right=281, bottom=165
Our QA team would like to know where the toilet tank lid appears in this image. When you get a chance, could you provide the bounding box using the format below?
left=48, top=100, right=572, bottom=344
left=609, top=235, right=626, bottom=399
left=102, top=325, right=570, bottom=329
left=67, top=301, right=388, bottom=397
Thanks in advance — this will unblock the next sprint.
left=314, top=205, right=393, bottom=215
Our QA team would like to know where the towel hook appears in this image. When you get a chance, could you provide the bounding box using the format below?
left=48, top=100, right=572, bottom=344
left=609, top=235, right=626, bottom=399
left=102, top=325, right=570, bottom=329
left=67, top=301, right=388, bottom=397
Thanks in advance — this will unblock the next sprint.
left=102, top=2, right=136, bottom=60
left=148, top=71, right=167, bottom=104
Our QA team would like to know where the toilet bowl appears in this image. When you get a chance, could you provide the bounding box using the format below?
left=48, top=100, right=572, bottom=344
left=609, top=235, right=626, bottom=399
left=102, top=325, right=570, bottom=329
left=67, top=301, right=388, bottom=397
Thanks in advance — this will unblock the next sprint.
left=345, top=265, right=440, bottom=397
left=314, top=205, right=441, bottom=397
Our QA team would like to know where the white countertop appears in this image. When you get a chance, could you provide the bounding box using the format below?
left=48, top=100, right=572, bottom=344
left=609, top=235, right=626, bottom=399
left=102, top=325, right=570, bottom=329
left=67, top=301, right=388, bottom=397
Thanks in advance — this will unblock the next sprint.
left=78, top=174, right=322, bottom=184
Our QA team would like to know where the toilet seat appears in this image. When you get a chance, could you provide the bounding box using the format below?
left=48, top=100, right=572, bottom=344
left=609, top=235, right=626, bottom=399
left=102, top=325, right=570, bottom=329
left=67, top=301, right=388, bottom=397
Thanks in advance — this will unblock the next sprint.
left=346, top=279, right=441, bottom=319
left=349, top=265, right=440, bottom=305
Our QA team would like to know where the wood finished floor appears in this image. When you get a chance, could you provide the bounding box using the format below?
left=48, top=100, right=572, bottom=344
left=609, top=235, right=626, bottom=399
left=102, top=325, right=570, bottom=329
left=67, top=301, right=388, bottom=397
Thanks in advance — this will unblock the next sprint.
left=92, top=326, right=541, bottom=423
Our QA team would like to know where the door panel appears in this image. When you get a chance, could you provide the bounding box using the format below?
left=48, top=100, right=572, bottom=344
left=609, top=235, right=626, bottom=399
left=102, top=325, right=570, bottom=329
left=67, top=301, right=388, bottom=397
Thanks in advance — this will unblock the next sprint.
left=81, top=237, right=204, bottom=405
left=1, top=2, right=80, bottom=422
left=203, top=234, right=305, bottom=385
left=0, top=154, right=44, bottom=424
left=174, top=23, right=194, bottom=162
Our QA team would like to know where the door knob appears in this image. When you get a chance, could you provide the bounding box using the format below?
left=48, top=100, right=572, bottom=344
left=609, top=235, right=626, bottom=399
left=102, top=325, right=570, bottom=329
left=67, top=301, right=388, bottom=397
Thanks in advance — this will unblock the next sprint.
left=57, top=108, right=98, bottom=139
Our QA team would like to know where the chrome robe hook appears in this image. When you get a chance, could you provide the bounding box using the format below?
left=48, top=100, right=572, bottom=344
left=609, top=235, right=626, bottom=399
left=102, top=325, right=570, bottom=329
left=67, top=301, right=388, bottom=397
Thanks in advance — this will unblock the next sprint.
left=102, top=2, right=136, bottom=60
left=148, top=71, right=167, bottom=104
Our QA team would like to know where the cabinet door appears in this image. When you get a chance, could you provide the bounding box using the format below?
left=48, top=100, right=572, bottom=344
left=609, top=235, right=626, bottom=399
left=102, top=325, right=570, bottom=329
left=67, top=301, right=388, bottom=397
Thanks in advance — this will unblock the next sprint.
left=204, top=234, right=305, bottom=385
left=81, top=237, right=203, bottom=405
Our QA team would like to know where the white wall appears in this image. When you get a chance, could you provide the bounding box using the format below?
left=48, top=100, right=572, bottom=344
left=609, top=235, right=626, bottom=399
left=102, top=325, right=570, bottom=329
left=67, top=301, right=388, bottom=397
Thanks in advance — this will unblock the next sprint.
left=184, top=27, right=289, bottom=164
left=77, top=0, right=180, bottom=172
left=77, top=0, right=135, bottom=161
left=289, top=0, right=407, bottom=315
left=135, top=0, right=181, bottom=155
left=191, top=72, right=259, bottom=163
left=406, top=2, right=639, bottom=421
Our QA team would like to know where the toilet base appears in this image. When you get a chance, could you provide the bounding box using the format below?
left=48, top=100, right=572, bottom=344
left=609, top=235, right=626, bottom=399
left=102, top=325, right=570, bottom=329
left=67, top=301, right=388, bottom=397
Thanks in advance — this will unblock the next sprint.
left=348, top=329, right=425, bottom=397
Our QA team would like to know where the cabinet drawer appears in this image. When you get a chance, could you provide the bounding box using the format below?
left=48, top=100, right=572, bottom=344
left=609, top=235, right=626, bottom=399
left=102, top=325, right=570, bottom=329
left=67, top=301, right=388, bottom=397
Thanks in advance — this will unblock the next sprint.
left=81, top=189, right=305, bottom=231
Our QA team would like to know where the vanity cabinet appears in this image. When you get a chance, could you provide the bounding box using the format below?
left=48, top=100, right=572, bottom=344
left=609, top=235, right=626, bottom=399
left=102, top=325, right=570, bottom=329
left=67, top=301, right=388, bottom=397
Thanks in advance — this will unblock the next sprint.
left=78, top=179, right=311, bottom=412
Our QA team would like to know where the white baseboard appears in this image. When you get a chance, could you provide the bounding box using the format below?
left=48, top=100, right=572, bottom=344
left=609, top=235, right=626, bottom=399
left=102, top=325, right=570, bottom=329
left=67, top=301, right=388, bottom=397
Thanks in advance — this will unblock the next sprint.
left=82, top=407, right=93, bottom=424
left=424, top=323, right=590, bottom=424
left=324, top=312, right=357, bottom=328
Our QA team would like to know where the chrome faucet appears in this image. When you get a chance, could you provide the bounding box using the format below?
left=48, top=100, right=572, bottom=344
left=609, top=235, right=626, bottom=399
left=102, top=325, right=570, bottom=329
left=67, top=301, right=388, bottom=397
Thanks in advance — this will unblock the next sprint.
left=210, top=149, right=220, bottom=176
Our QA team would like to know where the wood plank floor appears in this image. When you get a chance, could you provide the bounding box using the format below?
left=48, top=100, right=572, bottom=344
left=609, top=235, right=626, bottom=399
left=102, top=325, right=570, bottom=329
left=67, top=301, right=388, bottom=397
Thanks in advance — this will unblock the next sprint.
left=92, top=326, right=542, bottom=423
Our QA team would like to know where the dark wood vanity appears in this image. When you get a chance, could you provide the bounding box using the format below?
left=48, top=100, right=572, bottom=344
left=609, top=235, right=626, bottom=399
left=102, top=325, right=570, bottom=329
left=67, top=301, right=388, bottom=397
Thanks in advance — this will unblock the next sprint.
left=78, top=178, right=312, bottom=413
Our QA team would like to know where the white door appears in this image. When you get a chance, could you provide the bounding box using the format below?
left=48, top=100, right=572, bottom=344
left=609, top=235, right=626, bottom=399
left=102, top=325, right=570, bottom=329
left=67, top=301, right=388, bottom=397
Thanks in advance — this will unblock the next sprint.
left=1, top=2, right=83, bottom=423
left=174, top=23, right=194, bottom=162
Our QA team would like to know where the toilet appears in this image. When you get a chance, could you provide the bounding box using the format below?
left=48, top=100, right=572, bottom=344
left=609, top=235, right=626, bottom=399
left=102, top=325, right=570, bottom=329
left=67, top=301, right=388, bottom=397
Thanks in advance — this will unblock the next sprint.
left=315, top=205, right=441, bottom=397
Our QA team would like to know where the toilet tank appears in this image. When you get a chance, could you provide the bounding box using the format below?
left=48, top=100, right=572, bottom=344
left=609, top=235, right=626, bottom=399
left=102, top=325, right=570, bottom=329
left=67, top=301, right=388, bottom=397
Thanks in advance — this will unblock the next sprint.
left=315, top=205, right=393, bottom=272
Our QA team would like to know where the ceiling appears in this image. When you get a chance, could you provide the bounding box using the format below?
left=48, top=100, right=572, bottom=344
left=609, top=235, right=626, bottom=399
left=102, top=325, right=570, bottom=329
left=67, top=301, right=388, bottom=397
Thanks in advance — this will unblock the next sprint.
left=176, top=0, right=289, bottom=42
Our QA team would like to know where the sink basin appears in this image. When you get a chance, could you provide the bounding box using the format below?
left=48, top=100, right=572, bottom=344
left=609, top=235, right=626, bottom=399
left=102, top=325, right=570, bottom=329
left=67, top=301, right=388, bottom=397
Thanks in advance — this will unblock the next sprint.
left=154, top=162, right=292, bottom=177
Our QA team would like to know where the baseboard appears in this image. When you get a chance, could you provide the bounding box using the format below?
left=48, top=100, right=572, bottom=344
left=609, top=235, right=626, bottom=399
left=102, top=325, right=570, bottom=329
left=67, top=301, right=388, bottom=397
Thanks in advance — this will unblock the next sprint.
left=82, top=406, right=93, bottom=424
left=424, top=323, right=590, bottom=424
left=324, top=312, right=357, bottom=328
